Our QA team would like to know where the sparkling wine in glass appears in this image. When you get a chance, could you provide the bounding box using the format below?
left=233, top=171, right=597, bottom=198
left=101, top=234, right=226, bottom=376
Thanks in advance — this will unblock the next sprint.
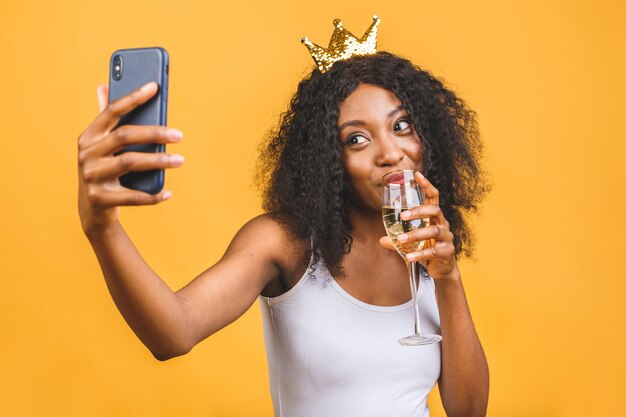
left=382, top=169, right=443, bottom=346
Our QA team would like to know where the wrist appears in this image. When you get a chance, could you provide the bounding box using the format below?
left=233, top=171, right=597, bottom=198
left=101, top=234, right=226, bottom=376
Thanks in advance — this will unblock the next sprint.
left=84, top=220, right=121, bottom=242
left=433, top=266, right=462, bottom=288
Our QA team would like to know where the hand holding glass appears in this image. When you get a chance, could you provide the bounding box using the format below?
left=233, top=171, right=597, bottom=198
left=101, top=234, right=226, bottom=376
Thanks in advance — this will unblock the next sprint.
left=382, top=170, right=443, bottom=346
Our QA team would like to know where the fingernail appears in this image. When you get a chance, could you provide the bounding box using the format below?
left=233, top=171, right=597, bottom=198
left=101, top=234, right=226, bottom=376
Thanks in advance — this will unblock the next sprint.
left=416, top=171, right=425, bottom=179
left=397, top=234, right=408, bottom=242
left=170, top=154, right=185, bottom=164
left=163, top=190, right=172, bottom=199
left=167, top=129, right=183, bottom=141
left=400, top=210, right=411, bottom=219
left=407, top=253, right=417, bottom=261
left=141, top=81, right=157, bottom=92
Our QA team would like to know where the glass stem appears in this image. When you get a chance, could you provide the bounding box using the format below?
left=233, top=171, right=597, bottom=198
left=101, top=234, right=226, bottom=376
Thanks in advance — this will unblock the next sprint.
left=408, top=261, right=423, bottom=336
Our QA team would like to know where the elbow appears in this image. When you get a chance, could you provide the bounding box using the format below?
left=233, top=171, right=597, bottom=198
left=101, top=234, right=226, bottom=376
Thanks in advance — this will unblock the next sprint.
left=148, top=307, right=198, bottom=362
left=152, top=351, right=171, bottom=362
left=445, top=393, right=489, bottom=417
left=151, top=347, right=190, bottom=362
left=152, top=350, right=175, bottom=361
left=442, top=382, right=489, bottom=417
left=452, top=409, right=487, bottom=417
left=150, top=341, right=194, bottom=362
left=444, top=403, right=486, bottom=417
left=447, top=389, right=489, bottom=417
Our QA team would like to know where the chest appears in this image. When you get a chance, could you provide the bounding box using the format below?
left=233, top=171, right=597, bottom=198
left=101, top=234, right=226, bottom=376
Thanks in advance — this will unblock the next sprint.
left=260, top=272, right=442, bottom=403
left=264, top=244, right=416, bottom=304
left=328, top=250, right=413, bottom=307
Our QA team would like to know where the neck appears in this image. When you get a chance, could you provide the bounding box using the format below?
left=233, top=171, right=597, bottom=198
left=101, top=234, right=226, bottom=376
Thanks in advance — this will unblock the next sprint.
left=348, top=206, right=390, bottom=252
left=344, top=206, right=408, bottom=275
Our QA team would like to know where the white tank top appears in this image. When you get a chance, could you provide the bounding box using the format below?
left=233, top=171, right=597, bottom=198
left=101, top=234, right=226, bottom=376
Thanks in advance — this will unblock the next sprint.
left=258, top=253, right=441, bottom=417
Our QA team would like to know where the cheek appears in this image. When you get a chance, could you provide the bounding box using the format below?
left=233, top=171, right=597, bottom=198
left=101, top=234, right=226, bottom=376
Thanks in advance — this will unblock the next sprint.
left=341, top=154, right=376, bottom=200
left=407, top=139, right=425, bottom=171
left=341, top=153, right=369, bottom=180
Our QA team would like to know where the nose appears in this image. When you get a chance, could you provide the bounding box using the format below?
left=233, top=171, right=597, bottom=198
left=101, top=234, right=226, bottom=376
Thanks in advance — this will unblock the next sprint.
left=375, top=133, right=404, bottom=167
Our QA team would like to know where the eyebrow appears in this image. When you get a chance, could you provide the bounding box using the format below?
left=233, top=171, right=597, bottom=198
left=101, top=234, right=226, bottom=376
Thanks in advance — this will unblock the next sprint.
left=338, top=106, right=405, bottom=131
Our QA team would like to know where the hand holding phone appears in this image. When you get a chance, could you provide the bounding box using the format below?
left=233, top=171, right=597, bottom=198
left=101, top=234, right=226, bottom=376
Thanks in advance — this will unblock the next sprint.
left=77, top=53, right=183, bottom=237
left=109, top=47, right=170, bottom=194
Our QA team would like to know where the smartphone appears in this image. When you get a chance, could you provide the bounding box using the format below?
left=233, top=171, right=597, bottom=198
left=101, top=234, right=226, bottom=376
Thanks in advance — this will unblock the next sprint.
left=108, top=47, right=169, bottom=195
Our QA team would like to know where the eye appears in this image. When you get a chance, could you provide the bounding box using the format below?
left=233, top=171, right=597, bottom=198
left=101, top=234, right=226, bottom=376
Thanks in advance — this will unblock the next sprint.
left=394, top=119, right=411, bottom=132
left=346, top=134, right=368, bottom=146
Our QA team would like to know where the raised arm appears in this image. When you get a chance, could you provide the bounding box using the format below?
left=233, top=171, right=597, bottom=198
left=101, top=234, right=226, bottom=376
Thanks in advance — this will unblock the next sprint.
left=379, top=171, right=489, bottom=416
left=79, top=83, right=283, bottom=361
left=85, top=215, right=284, bottom=361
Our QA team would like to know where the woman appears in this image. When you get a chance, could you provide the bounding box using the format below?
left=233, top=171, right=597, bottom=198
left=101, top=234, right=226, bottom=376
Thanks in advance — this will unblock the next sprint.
left=78, top=43, right=490, bottom=416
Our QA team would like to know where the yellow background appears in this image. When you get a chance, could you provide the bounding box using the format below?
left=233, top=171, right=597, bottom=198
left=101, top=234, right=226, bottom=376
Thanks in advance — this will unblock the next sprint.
left=1, top=0, right=624, bottom=415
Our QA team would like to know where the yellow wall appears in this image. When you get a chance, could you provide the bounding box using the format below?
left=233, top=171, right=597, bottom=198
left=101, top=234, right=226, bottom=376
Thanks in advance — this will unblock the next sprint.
left=1, top=0, right=624, bottom=415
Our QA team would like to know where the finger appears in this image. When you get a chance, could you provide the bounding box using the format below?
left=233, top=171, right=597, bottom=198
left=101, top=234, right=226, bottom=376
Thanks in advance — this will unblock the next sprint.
left=414, top=171, right=439, bottom=206
left=82, top=152, right=184, bottom=183
left=397, top=225, right=453, bottom=245
left=406, top=241, right=454, bottom=263
left=90, top=186, right=172, bottom=207
left=85, top=125, right=183, bottom=157
left=400, top=204, right=447, bottom=226
left=379, top=236, right=395, bottom=250
left=97, top=84, right=109, bottom=113
left=83, top=81, right=159, bottom=143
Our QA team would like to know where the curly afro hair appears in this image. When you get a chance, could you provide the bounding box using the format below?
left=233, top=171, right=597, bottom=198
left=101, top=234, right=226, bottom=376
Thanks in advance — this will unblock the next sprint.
left=256, top=51, right=492, bottom=277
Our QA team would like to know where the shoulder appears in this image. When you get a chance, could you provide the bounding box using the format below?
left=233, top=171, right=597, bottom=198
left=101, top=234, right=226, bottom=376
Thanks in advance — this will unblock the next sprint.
left=230, top=213, right=304, bottom=249
left=227, top=213, right=310, bottom=283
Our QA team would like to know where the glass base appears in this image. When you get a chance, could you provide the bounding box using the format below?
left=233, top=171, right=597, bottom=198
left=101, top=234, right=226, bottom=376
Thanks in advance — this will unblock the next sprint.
left=398, top=333, right=443, bottom=346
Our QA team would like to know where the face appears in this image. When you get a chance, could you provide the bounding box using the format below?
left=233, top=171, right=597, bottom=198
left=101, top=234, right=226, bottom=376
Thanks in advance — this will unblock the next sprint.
left=337, top=83, right=424, bottom=211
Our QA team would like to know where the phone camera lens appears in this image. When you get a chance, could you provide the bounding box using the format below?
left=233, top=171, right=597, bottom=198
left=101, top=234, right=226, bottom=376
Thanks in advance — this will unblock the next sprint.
left=112, top=55, right=123, bottom=81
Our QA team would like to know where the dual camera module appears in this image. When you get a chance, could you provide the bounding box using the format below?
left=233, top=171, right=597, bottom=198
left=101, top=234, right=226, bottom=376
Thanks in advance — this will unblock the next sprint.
left=111, top=55, right=123, bottom=81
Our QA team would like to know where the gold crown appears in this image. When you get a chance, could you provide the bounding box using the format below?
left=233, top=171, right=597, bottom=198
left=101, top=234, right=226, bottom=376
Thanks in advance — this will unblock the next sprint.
left=301, top=16, right=380, bottom=73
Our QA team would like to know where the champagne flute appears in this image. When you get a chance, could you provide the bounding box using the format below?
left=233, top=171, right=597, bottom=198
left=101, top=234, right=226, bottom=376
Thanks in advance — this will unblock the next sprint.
left=382, top=169, right=443, bottom=346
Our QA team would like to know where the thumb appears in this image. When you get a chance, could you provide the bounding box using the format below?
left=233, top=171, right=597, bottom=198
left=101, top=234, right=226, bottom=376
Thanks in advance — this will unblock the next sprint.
left=96, top=84, right=109, bottom=113
left=379, top=236, right=395, bottom=250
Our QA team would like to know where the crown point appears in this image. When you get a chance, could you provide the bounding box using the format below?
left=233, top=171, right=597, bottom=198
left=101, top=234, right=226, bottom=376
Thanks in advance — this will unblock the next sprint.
left=302, top=17, right=380, bottom=73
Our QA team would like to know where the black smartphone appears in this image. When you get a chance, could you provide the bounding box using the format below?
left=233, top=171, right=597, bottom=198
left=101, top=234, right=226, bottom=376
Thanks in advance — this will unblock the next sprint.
left=108, top=47, right=169, bottom=195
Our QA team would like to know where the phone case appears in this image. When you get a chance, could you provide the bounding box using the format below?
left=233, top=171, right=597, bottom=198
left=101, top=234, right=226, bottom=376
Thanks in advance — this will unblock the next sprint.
left=108, top=47, right=169, bottom=195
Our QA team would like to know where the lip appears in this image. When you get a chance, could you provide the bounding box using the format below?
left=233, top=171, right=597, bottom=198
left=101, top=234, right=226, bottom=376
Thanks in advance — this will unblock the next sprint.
left=382, top=172, right=406, bottom=184
left=381, top=168, right=415, bottom=184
